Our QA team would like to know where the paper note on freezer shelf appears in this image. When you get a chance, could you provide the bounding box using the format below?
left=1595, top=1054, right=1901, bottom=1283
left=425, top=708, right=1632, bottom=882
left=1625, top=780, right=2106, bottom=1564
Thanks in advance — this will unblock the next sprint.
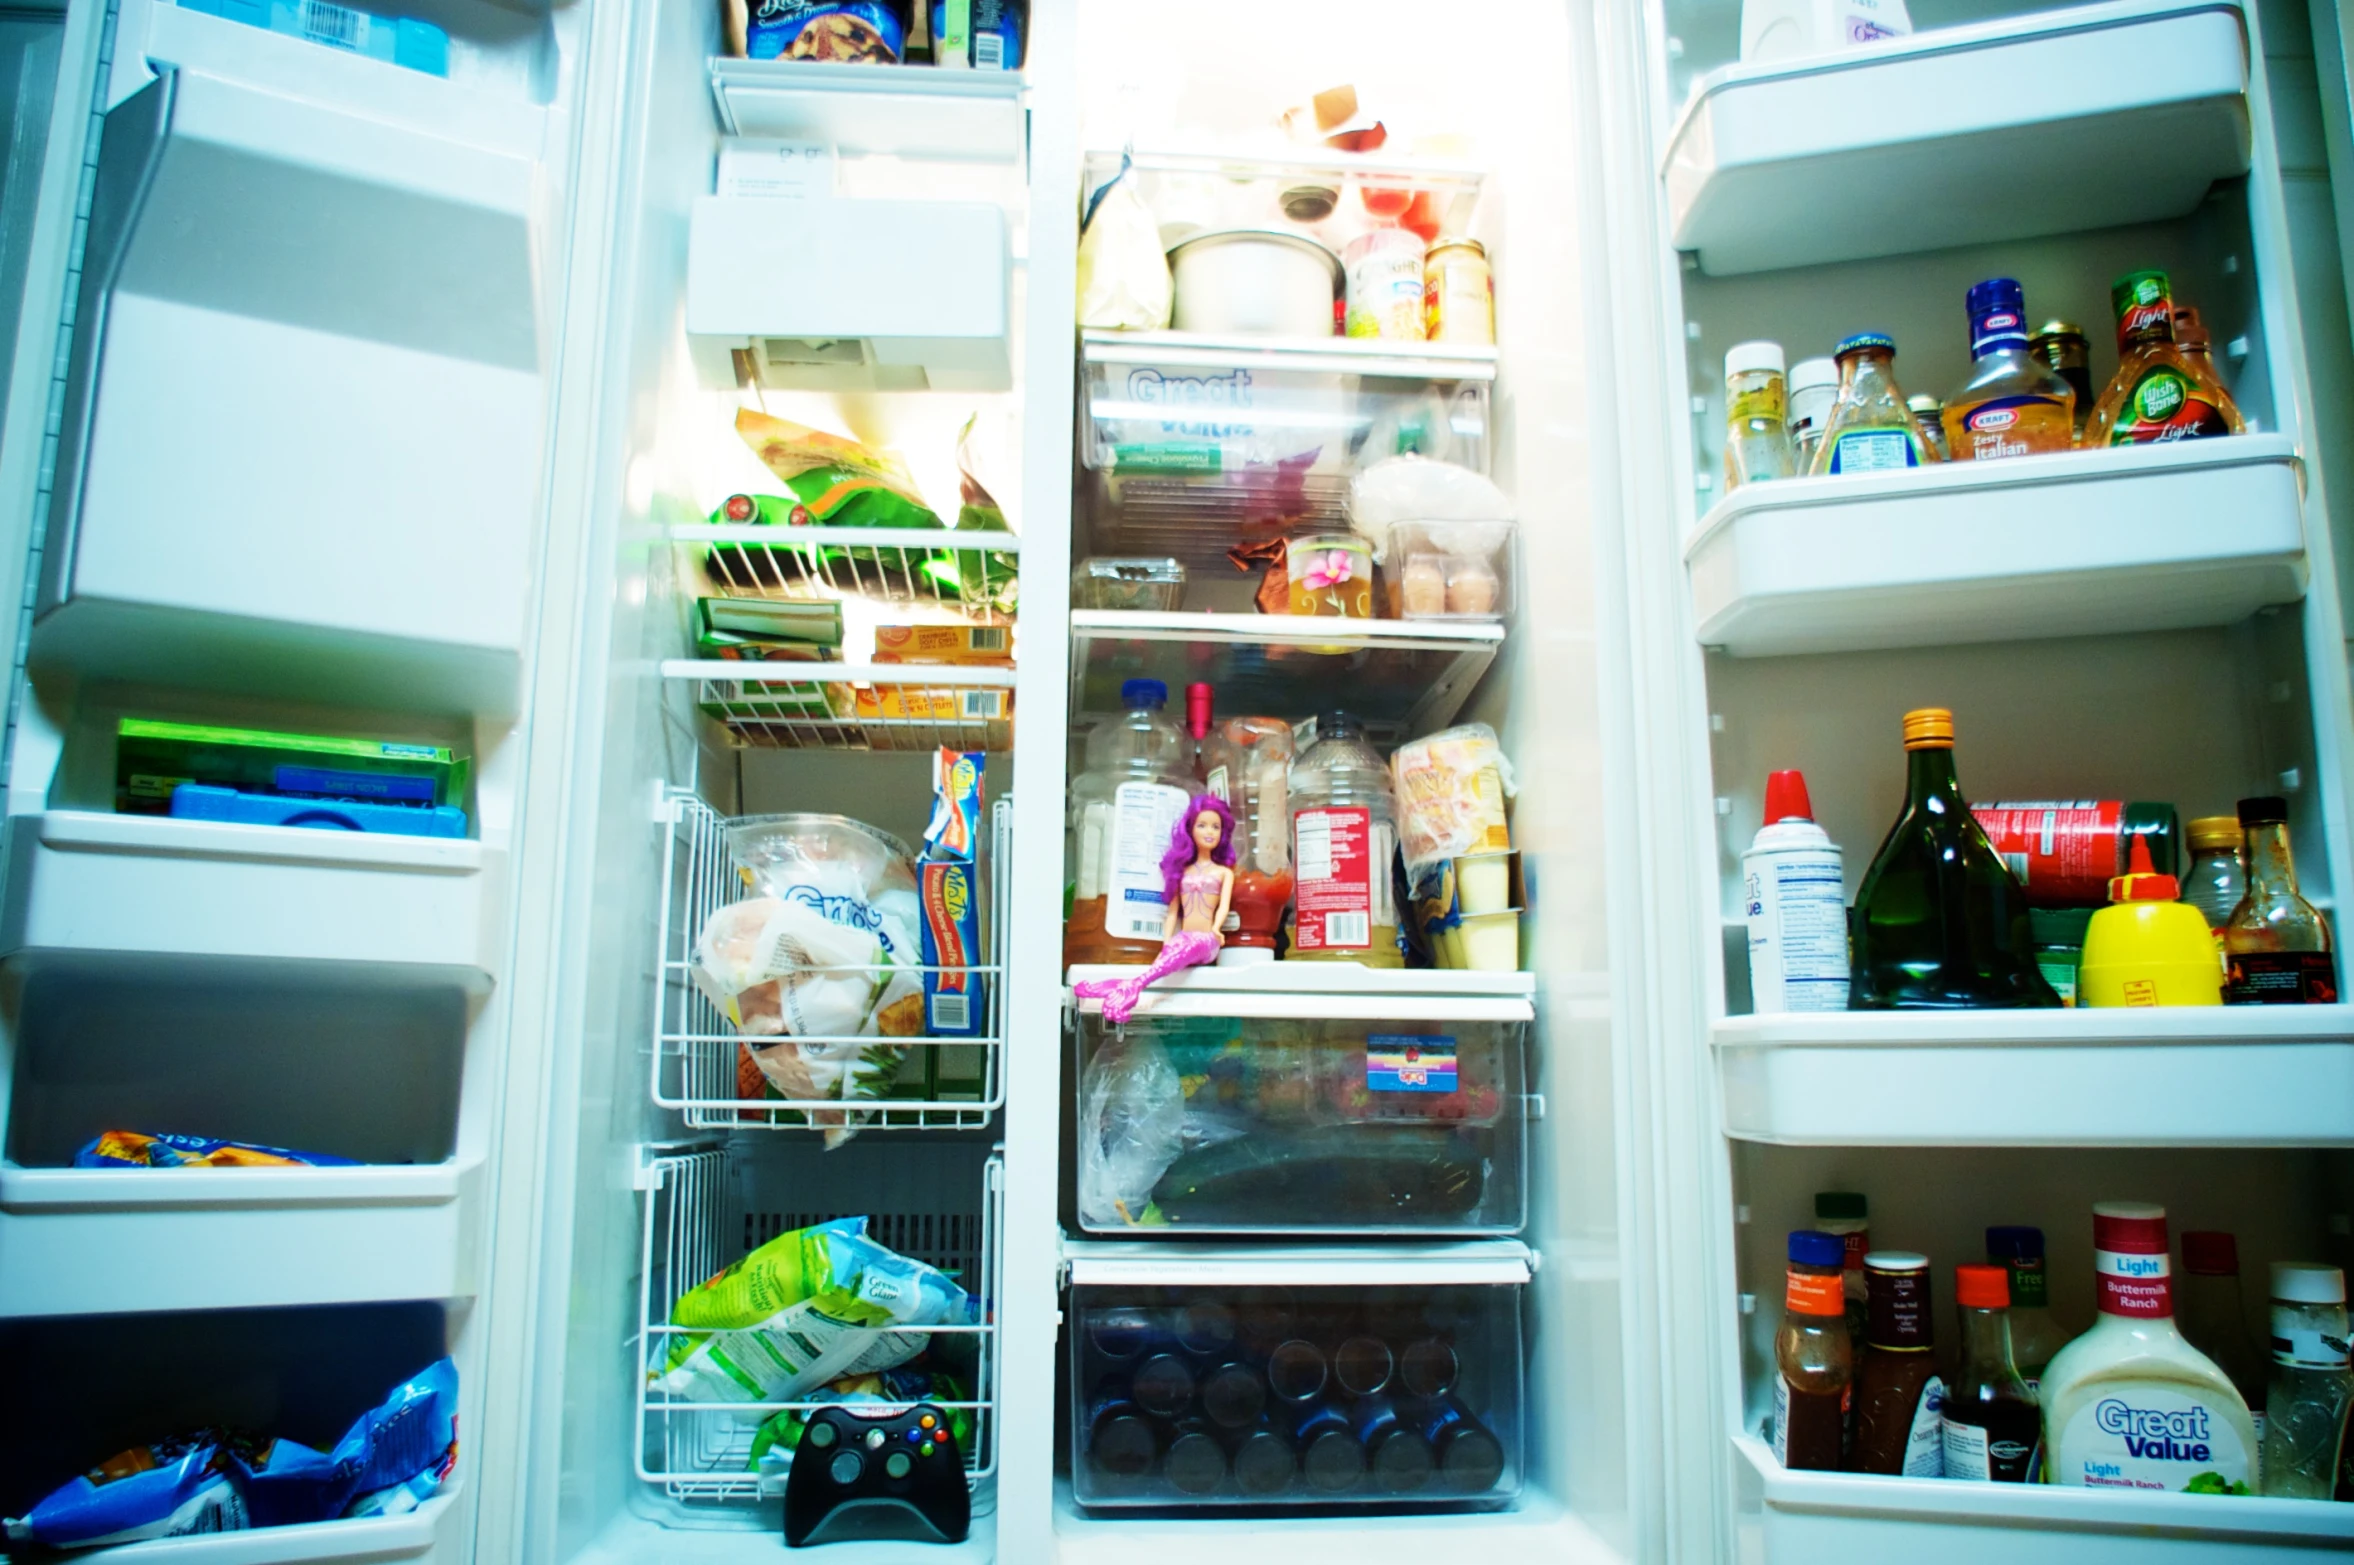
left=718, top=139, right=836, bottom=200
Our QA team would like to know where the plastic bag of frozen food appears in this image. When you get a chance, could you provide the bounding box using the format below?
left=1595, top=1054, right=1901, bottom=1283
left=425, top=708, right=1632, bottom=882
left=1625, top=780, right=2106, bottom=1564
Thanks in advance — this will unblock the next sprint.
left=1390, top=723, right=1517, bottom=880
left=3, top=1432, right=250, bottom=1548
left=1077, top=1030, right=1185, bottom=1228
left=658, top=1216, right=974, bottom=1417
left=1076, top=152, right=1172, bottom=331
left=238, top=1358, right=459, bottom=1528
left=73, top=1130, right=357, bottom=1168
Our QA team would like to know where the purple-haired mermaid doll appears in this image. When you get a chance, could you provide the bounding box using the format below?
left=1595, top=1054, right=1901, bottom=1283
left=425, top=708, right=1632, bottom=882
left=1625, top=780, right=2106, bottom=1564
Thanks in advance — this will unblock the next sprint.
left=1072, top=793, right=1235, bottom=1024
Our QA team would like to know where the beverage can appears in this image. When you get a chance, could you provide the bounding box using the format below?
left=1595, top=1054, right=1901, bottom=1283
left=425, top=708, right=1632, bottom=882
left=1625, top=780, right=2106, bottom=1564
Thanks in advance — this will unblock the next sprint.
left=1344, top=228, right=1427, bottom=341
left=1969, top=801, right=2178, bottom=907
left=1423, top=239, right=1493, bottom=345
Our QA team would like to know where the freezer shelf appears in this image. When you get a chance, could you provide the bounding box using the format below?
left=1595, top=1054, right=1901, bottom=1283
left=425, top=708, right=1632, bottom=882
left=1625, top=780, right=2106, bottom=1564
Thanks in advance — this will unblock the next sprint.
left=1662, top=0, right=2252, bottom=276
left=1685, top=436, right=2306, bottom=657
left=1734, top=1435, right=2354, bottom=1561
left=1714, top=1007, right=2354, bottom=1145
left=653, top=791, right=1006, bottom=1131
left=20, top=1494, right=462, bottom=1565
left=634, top=1143, right=1002, bottom=1507
left=678, top=525, right=1019, bottom=622
left=708, top=56, right=1025, bottom=160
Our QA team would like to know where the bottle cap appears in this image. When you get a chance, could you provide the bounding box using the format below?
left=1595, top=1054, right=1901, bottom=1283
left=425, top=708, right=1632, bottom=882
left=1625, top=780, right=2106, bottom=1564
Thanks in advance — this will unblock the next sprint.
left=2174, top=306, right=2212, bottom=352
left=1186, top=682, right=1214, bottom=740
left=1725, top=340, right=1786, bottom=377
left=2181, top=1230, right=2239, bottom=1276
left=1834, top=331, right=1896, bottom=358
left=2272, top=1262, right=2348, bottom=1304
left=2237, top=795, right=2289, bottom=827
left=2093, top=1202, right=2169, bottom=1253
left=1789, top=356, right=1839, bottom=392
left=1814, top=1191, right=1868, bottom=1221
left=1906, top=394, right=1943, bottom=415
left=1967, top=278, right=2030, bottom=356
left=1763, top=770, right=1815, bottom=824
left=1122, top=678, right=1169, bottom=709
left=1901, top=708, right=1955, bottom=749
left=2032, top=319, right=2088, bottom=344
left=1788, top=1230, right=1846, bottom=1268
left=1863, top=1250, right=1929, bottom=1272
left=1955, top=1263, right=2011, bottom=1309
left=1986, top=1225, right=2045, bottom=1262
left=2187, top=814, right=2242, bottom=851
left=2107, top=833, right=2179, bottom=903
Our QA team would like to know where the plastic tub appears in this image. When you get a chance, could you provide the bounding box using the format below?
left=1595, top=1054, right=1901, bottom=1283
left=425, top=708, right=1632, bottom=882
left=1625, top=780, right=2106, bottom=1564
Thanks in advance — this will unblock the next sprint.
left=1453, top=852, right=1514, bottom=916
left=1384, top=519, right=1514, bottom=620
left=1452, top=911, right=1520, bottom=972
left=1167, top=229, right=1341, bottom=338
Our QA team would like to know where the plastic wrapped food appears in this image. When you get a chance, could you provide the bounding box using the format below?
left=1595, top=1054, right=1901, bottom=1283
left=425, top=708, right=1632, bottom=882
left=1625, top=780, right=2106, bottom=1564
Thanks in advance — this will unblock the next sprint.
left=1077, top=153, right=1173, bottom=331
left=1390, top=724, right=1516, bottom=880
left=748, top=1367, right=975, bottom=1471
left=72, top=1130, right=357, bottom=1168
left=1346, top=453, right=1513, bottom=567
left=722, top=0, right=907, bottom=61
left=1077, top=1030, right=1185, bottom=1228
left=659, top=1216, right=973, bottom=1415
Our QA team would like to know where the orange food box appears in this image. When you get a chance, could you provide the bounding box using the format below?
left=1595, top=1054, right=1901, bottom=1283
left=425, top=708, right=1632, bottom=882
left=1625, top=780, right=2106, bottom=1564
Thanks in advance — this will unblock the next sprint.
left=872, top=623, right=1014, bottom=666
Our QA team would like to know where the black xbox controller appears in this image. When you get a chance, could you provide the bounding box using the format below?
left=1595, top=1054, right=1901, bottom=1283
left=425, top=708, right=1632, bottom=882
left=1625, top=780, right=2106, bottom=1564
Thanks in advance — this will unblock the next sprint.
left=782, top=1402, right=971, bottom=1547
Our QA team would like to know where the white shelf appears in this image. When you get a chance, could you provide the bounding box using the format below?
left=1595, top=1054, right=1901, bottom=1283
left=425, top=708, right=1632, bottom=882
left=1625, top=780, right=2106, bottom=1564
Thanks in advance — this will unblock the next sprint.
left=58, top=1492, right=460, bottom=1564
left=1066, top=964, right=1534, bottom=998
left=1081, top=328, right=1498, bottom=384
left=1069, top=610, right=1502, bottom=738
left=1053, top=1487, right=1612, bottom=1565
left=0, top=1160, right=480, bottom=1316
left=1733, top=1436, right=2354, bottom=1560
left=1714, top=1007, right=2354, bottom=1145
left=708, top=56, right=1024, bottom=160
left=1663, top=0, right=2252, bottom=274
left=1062, top=1237, right=1534, bottom=1288
left=1685, top=436, right=2305, bottom=656
left=0, top=812, right=502, bottom=974
left=1066, top=966, right=1533, bottom=1022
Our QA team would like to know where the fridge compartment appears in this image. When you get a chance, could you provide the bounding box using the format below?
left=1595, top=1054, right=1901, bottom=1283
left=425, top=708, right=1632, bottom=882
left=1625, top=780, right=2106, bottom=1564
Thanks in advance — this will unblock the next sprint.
left=1064, top=1244, right=1528, bottom=1513
left=669, top=663, right=1016, bottom=752
left=653, top=791, right=1007, bottom=1132
left=1079, top=331, right=1494, bottom=478
left=683, top=524, right=1020, bottom=621
left=1662, top=0, right=2252, bottom=276
left=635, top=1139, right=1002, bottom=1508
left=1072, top=1006, right=1530, bottom=1236
left=710, top=56, right=1027, bottom=160
left=1083, top=468, right=1352, bottom=579
left=1686, top=437, right=2306, bottom=657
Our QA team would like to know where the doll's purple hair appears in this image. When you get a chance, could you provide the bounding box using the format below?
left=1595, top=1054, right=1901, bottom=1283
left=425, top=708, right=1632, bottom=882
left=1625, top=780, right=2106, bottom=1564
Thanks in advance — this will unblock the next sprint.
left=1160, top=793, right=1236, bottom=903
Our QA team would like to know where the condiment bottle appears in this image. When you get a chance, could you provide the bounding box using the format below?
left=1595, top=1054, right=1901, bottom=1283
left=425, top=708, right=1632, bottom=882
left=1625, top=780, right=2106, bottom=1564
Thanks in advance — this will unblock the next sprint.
left=2076, top=834, right=2223, bottom=1007
left=1986, top=1225, right=2077, bottom=1391
left=1185, top=682, right=1215, bottom=783
left=1786, top=355, right=1840, bottom=470
left=2038, top=1202, right=2259, bottom=1492
left=2178, top=1231, right=2270, bottom=1441
left=2027, top=909, right=2092, bottom=1007
left=2260, top=1262, right=2354, bottom=1498
left=1814, top=1191, right=1872, bottom=1363
left=1850, top=708, right=2059, bottom=1009
left=1943, top=1263, right=2042, bottom=1481
left=1742, top=769, right=1849, bottom=1013
left=2180, top=814, right=2246, bottom=954
left=1810, top=333, right=1939, bottom=474
left=1848, top=1251, right=1945, bottom=1476
left=1906, top=394, right=1950, bottom=462
left=2083, top=270, right=2245, bottom=445
left=1724, top=341, right=1798, bottom=490
left=2173, top=306, right=2233, bottom=407
left=2223, top=795, right=2339, bottom=1003
left=1942, top=278, right=2077, bottom=461
left=1775, top=1230, right=1855, bottom=1471
left=2029, top=319, right=2094, bottom=439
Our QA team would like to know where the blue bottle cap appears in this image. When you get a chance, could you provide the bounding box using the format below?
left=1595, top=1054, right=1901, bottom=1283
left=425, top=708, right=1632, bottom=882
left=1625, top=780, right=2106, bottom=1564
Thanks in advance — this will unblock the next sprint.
left=1986, top=1224, right=2045, bottom=1261
left=1789, top=1230, right=1846, bottom=1268
left=1966, top=278, right=2030, bottom=355
left=1833, top=332, right=1895, bottom=357
left=1120, top=678, right=1169, bottom=709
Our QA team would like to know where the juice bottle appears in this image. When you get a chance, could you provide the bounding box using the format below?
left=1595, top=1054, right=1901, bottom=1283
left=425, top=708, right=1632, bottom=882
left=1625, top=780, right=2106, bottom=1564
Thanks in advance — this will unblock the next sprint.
left=1943, top=1264, right=2042, bottom=1482
left=1943, top=278, right=2077, bottom=461
left=2223, top=794, right=2339, bottom=1003
left=1285, top=714, right=1402, bottom=967
left=2083, top=271, right=2244, bottom=446
left=1809, top=333, right=1939, bottom=475
left=1724, top=341, right=1797, bottom=490
left=1775, top=1230, right=1855, bottom=1471
left=2037, top=1202, right=2258, bottom=1492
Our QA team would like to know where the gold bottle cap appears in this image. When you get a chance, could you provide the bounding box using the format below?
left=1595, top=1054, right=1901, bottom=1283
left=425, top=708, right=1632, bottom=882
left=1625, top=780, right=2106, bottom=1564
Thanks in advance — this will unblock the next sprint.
left=2033, top=319, right=2087, bottom=343
left=2186, top=814, right=2241, bottom=851
left=1901, top=707, right=1955, bottom=749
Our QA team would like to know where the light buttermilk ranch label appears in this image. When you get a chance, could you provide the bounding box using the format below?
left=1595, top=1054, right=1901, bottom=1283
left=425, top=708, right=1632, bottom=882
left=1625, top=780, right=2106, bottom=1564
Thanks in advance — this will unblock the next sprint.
left=1104, top=782, right=1191, bottom=941
left=2055, top=1389, right=2253, bottom=1492
left=1743, top=838, right=1848, bottom=1012
left=2096, top=1243, right=2171, bottom=1319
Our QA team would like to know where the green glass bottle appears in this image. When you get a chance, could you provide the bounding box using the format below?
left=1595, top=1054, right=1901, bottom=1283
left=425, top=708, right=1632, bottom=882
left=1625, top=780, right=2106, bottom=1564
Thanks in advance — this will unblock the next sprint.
left=1850, top=708, right=2061, bottom=1010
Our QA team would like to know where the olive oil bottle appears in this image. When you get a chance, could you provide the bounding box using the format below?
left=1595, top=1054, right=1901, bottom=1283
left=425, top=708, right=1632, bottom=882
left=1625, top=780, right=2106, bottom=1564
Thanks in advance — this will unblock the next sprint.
left=1850, top=709, right=2061, bottom=1010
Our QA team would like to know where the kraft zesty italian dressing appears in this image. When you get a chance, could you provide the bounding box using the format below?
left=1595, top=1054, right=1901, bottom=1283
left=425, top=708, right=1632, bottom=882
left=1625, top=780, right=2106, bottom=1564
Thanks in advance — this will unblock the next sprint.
left=2037, top=1203, right=2259, bottom=1493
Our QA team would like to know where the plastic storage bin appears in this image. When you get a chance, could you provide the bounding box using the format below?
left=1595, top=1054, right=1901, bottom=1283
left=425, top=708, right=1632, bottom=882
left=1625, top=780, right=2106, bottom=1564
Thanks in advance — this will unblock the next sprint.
left=1074, top=1013, right=1528, bottom=1235
left=1067, top=1278, right=1524, bottom=1512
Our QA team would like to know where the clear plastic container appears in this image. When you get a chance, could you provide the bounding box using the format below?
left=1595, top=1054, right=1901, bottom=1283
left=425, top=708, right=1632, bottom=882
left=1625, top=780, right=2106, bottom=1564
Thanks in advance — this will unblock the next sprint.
left=1066, top=680, right=1198, bottom=969
left=1286, top=715, right=1402, bottom=967
left=1383, top=519, right=1513, bottom=620
left=1075, top=557, right=1187, bottom=612
left=1069, top=1280, right=1525, bottom=1511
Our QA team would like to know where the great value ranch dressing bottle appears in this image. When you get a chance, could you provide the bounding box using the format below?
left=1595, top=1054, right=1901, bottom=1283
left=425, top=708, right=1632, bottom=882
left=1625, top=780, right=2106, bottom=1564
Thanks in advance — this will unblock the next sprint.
left=2038, top=1203, right=2259, bottom=1493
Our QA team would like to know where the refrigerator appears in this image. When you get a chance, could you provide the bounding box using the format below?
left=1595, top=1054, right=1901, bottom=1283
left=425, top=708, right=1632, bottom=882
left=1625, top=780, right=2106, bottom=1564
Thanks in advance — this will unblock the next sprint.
left=0, top=0, right=2348, bottom=1561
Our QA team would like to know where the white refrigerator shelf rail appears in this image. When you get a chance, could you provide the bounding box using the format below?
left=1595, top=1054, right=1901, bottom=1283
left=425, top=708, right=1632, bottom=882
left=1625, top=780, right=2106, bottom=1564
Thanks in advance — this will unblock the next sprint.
left=708, top=56, right=1025, bottom=160
left=1065, top=964, right=1535, bottom=999
left=1067, top=982, right=1533, bottom=1024
left=1080, top=328, right=1499, bottom=384
left=661, top=661, right=1016, bottom=753
left=1685, top=435, right=2305, bottom=656
left=1061, top=1238, right=1536, bottom=1288
left=1662, top=0, right=2252, bottom=275
left=1714, top=1006, right=2354, bottom=1145
left=0, top=1160, right=482, bottom=1316
left=41, top=1492, right=460, bottom=1564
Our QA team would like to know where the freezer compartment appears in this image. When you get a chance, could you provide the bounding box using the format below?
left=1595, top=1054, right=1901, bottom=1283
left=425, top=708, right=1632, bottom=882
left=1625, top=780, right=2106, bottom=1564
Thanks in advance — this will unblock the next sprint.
left=682, top=525, right=1019, bottom=625
left=1067, top=1270, right=1525, bottom=1513
left=653, top=791, right=1007, bottom=1132
left=635, top=1137, right=1001, bottom=1510
left=1072, top=1008, right=1529, bottom=1236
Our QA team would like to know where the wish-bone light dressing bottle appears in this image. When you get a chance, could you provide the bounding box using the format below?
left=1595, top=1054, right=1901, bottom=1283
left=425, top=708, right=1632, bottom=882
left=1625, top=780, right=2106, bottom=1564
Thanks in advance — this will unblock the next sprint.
left=2038, top=1202, right=2259, bottom=1493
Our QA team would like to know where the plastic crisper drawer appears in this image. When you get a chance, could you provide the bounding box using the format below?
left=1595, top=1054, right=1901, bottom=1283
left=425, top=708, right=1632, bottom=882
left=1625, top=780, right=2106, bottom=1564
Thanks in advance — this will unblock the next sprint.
left=1075, top=1013, right=1528, bottom=1236
left=1068, top=1278, right=1524, bottom=1512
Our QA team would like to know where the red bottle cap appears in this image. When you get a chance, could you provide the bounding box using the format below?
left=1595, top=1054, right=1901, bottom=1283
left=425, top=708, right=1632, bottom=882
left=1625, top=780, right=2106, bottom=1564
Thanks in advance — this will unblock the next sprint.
left=2093, top=1202, right=2168, bottom=1253
left=2106, top=833, right=2179, bottom=902
left=1954, top=1263, right=2010, bottom=1310
left=1763, top=769, right=1815, bottom=824
left=2181, top=1230, right=2239, bottom=1276
left=1186, top=683, right=1214, bottom=740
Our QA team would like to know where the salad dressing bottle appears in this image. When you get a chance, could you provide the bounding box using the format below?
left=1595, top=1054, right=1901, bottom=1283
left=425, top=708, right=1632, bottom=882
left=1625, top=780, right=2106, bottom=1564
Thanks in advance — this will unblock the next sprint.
left=1775, top=1230, right=1855, bottom=1471
left=1810, top=333, right=1940, bottom=475
left=2083, top=271, right=2244, bottom=446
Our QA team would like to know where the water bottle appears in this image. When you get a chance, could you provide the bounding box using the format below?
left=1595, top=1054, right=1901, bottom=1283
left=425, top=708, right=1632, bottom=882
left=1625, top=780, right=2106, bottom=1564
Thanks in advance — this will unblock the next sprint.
left=2261, top=1263, right=2354, bottom=1497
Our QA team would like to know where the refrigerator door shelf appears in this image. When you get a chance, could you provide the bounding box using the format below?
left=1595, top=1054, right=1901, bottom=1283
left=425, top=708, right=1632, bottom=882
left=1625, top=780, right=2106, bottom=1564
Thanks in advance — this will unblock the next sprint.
left=1686, top=435, right=2306, bottom=656
left=28, top=1493, right=462, bottom=1565
left=0, top=1160, right=482, bottom=1316
left=1714, top=1006, right=2354, bottom=1145
left=1734, top=1434, right=2354, bottom=1557
left=1664, top=0, right=2252, bottom=275
left=665, top=661, right=1018, bottom=754
left=0, top=811, right=503, bottom=974
left=1066, top=965, right=1536, bottom=1002
left=681, top=524, right=1020, bottom=621
left=710, top=56, right=1025, bottom=160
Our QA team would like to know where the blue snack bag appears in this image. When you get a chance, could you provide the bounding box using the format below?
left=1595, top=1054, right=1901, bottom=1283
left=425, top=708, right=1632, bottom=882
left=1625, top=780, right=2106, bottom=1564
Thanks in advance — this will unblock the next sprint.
left=3, top=1432, right=251, bottom=1547
left=239, top=1359, right=460, bottom=1527
left=733, top=0, right=906, bottom=62
left=74, top=1129, right=360, bottom=1168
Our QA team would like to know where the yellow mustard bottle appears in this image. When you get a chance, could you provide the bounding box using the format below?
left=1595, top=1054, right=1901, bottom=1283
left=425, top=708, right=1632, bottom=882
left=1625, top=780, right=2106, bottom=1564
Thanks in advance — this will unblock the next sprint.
left=2078, top=834, right=2224, bottom=1007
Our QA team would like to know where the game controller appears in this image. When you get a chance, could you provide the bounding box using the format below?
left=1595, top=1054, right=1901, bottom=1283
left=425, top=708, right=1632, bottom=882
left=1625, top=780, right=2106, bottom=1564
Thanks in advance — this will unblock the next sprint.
left=782, top=1402, right=971, bottom=1548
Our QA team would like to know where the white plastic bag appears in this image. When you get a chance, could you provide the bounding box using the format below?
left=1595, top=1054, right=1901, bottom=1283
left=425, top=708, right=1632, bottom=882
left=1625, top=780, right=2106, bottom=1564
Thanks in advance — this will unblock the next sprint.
left=1347, top=453, right=1514, bottom=563
left=1076, top=154, right=1172, bottom=331
left=1077, top=1031, right=1185, bottom=1227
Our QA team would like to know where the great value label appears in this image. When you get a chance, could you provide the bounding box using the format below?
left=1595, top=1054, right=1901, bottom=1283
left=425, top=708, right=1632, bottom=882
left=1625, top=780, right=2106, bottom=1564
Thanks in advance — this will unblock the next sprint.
left=1293, top=807, right=1391, bottom=952
left=2052, top=1389, right=2253, bottom=1493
